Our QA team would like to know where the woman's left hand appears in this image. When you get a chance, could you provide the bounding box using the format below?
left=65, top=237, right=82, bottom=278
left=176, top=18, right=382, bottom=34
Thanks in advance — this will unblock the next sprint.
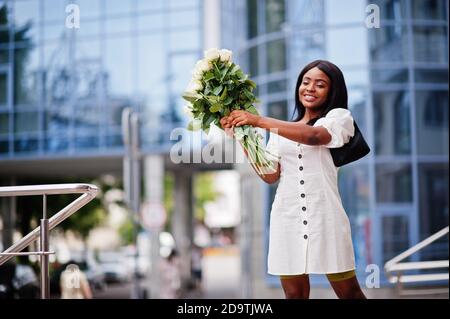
left=229, top=110, right=260, bottom=127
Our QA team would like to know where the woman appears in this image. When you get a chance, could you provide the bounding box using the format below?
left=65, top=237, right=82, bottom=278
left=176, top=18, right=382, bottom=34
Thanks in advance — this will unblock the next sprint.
left=220, top=60, right=366, bottom=299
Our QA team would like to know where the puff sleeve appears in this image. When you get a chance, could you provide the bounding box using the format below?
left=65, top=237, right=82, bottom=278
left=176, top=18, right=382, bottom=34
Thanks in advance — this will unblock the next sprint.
left=314, top=108, right=355, bottom=148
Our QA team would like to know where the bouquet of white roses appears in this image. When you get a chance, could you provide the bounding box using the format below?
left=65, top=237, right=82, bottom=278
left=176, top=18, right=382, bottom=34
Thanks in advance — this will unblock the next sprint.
left=182, top=48, right=279, bottom=175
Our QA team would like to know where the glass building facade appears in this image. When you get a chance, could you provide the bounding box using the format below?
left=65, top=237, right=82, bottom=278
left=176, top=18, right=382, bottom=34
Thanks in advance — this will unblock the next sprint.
left=223, top=0, right=448, bottom=285
left=0, top=0, right=202, bottom=158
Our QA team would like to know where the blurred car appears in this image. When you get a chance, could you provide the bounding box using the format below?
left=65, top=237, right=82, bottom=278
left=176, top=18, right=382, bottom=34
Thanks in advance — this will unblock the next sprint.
left=0, top=263, right=40, bottom=299
left=78, top=260, right=106, bottom=291
left=98, top=251, right=130, bottom=283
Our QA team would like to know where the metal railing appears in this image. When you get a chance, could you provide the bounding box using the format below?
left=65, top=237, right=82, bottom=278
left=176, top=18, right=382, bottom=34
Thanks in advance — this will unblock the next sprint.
left=384, top=226, right=449, bottom=296
left=0, top=184, right=98, bottom=299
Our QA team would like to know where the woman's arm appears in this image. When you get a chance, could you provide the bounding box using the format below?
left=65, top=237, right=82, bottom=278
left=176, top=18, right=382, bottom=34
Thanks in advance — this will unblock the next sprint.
left=228, top=110, right=332, bottom=146
left=221, top=120, right=281, bottom=184
left=239, top=142, right=280, bottom=184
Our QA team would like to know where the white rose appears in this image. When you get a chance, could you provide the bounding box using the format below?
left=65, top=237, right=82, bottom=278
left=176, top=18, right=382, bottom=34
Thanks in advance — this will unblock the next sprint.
left=191, top=60, right=210, bottom=81
left=219, top=49, right=232, bottom=62
left=192, top=70, right=202, bottom=80
left=196, top=59, right=211, bottom=73
left=204, top=48, right=220, bottom=61
left=186, top=80, right=203, bottom=93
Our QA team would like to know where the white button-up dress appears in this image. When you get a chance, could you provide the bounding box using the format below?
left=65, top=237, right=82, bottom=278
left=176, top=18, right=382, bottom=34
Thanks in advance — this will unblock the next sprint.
left=267, top=108, right=356, bottom=275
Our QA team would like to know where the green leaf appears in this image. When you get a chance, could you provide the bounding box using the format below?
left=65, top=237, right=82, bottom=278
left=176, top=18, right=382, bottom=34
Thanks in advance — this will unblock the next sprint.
left=182, top=92, right=200, bottom=103
left=246, top=105, right=259, bottom=115
left=245, top=79, right=257, bottom=89
left=220, top=66, right=230, bottom=81
left=236, top=70, right=244, bottom=78
left=230, top=64, right=241, bottom=75
left=205, top=95, right=219, bottom=104
left=223, top=96, right=233, bottom=106
left=209, top=103, right=223, bottom=113
left=204, top=72, right=215, bottom=82
left=243, top=88, right=254, bottom=100
left=202, top=114, right=216, bottom=132
left=212, top=85, right=223, bottom=96
left=220, top=86, right=228, bottom=101
left=187, top=120, right=201, bottom=131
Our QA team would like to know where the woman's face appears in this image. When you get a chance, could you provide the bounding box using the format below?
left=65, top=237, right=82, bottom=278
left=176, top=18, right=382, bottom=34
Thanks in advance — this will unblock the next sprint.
left=298, top=67, right=330, bottom=111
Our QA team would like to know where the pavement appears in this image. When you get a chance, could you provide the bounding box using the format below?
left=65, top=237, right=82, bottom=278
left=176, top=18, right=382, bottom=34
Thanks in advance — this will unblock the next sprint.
left=91, top=245, right=448, bottom=299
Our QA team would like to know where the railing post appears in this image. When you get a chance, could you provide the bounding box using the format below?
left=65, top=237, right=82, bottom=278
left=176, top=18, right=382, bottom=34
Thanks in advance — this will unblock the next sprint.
left=40, top=194, right=50, bottom=299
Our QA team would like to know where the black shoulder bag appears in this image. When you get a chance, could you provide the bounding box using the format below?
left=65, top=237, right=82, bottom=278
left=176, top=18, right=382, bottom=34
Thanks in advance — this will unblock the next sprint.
left=330, top=121, right=370, bottom=167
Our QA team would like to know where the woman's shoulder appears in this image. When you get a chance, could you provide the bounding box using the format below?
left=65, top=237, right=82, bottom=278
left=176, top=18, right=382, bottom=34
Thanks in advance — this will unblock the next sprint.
left=325, top=108, right=352, bottom=118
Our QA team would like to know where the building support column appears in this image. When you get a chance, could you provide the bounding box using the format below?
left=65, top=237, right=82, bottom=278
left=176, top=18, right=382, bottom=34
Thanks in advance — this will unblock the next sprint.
left=144, top=155, right=165, bottom=298
left=172, top=170, right=194, bottom=289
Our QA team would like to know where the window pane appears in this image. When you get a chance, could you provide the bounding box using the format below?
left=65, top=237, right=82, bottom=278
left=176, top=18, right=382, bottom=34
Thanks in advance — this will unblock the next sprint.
left=413, top=26, right=448, bottom=63
left=339, top=164, right=371, bottom=268
left=376, top=163, right=412, bottom=203
left=371, top=0, right=408, bottom=20
left=14, top=44, right=39, bottom=106
left=373, top=91, right=411, bottom=155
left=105, top=17, right=130, bottom=35
left=170, top=29, right=200, bottom=51
left=267, top=79, right=287, bottom=94
left=348, top=88, right=368, bottom=136
left=105, top=133, right=123, bottom=148
left=44, top=135, right=69, bottom=153
left=411, top=0, right=447, bottom=20
left=266, top=39, right=286, bottom=74
left=14, top=136, right=38, bottom=153
left=370, top=25, right=409, bottom=63
left=291, top=31, right=325, bottom=69
left=14, top=112, right=39, bottom=133
left=414, top=68, right=449, bottom=84
left=418, top=163, right=449, bottom=260
left=0, top=112, right=8, bottom=134
left=43, top=0, right=66, bottom=23
left=419, top=163, right=449, bottom=237
left=383, top=215, right=409, bottom=263
left=248, top=46, right=259, bottom=77
left=267, top=100, right=287, bottom=120
left=247, top=0, right=258, bottom=39
left=14, top=0, right=40, bottom=43
left=329, top=27, right=368, bottom=66
left=75, top=135, right=99, bottom=150
left=75, top=105, right=100, bottom=130
left=105, top=37, right=133, bottom=96
left=415, top=90, right=449, bottom=155
left=170, top=9, right=199, bottom=29
left=0, top=72, right=6, bottom=105
left=339, top=164, right=371, bottom=218
left=105, top=0, right=131, bottom=16
left=325, top=0, right=368, bottom=24
left=0, top=48, right=8, bottom=64
left=44, top=108, right=69, bottom=132
left=371, top=68, right=409, bottom=83
left=137, top=0, right=164, bottom=11
left=76, top=0, right=101, bottom=19
left=265, top=0, right=285, bottom=33
left=0, top=139, right=8, bottom=154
